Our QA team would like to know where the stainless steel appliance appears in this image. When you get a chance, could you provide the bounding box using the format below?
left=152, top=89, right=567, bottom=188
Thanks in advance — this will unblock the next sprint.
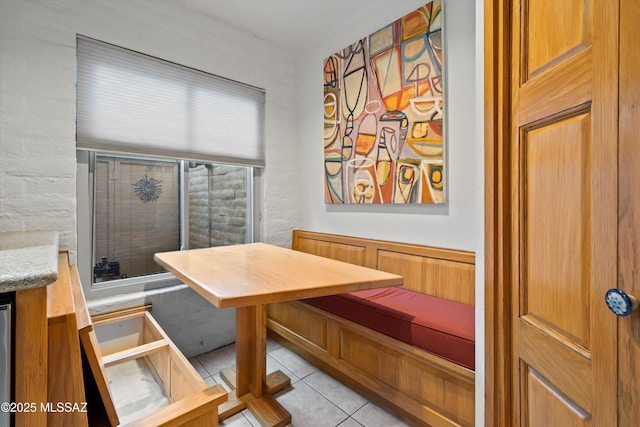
left=0, top=294, right=12, bottom=427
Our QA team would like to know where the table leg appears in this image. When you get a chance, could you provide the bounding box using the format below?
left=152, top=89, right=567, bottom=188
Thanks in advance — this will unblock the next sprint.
left=236, top=304, right=266, bottom=397
left=218, top=304, right=291, bottom=427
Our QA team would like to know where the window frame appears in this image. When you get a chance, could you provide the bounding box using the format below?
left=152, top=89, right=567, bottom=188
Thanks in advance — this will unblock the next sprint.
left=76, top=150, right=262, bottom=299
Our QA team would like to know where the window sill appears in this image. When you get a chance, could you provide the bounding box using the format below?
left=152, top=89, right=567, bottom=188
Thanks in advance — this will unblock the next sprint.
left=86, top=283, right=189, bottom=315
left=84, top=273, right=183, bottom=300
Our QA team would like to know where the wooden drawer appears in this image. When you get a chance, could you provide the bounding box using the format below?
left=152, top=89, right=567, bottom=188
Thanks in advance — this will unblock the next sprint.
left=82, top=305, right=227, bottom=427
left=49, top=253, right=228, bottom=427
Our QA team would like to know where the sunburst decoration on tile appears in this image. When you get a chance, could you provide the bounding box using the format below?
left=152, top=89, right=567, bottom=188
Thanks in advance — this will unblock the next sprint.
left=133, top=174, right=163, bottom=203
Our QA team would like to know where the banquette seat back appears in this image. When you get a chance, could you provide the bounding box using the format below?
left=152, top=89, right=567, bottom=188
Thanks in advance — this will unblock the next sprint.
left=292, top=230, right=475, bottom=305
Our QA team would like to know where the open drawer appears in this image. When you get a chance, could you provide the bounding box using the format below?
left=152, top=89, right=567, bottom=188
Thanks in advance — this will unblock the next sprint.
left=74, top=292, right=227, bottom=426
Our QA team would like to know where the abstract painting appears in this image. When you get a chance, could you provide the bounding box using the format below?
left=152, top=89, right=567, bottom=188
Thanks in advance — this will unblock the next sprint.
left=323, top=1, right=444, bottom=204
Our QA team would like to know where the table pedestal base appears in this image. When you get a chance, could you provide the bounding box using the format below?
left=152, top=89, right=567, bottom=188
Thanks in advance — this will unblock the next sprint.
left=218, top=366, right=292, bottom=426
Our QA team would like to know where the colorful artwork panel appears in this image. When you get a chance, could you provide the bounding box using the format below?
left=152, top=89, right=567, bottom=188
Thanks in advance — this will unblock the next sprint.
left=323, top=0, right=444, bottom=204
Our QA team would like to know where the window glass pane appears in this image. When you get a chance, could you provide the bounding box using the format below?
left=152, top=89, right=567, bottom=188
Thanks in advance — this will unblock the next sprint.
left=188, top=162, right=249, bottom=248
left=93, top=154, right=180, bottom=283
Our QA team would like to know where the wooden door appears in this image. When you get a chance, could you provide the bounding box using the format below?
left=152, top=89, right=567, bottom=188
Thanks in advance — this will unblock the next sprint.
left=618, top=0, right=640, bottom=425
left=510, top=0, right=619, bottom=425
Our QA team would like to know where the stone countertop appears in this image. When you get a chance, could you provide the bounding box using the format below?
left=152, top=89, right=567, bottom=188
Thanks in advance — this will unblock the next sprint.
left=0, top=230, right=59, bottom=293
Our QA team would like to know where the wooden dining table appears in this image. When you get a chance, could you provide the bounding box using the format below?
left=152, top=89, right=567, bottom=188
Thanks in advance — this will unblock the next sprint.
left=154, top=242, right=403, bottom=427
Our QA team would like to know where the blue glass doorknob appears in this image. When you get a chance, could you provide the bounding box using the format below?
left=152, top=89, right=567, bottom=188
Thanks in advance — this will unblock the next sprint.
left=605, top=289, right=639, bottom=317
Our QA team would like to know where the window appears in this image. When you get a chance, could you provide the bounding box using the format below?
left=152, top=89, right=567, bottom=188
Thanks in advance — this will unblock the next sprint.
left=90, top=153, right=255, bottom=285
left=76, top=37, right=264, bottom=297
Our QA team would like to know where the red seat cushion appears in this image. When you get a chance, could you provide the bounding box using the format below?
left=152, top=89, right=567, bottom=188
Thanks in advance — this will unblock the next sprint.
left=302, top=287, right=475, bottom=370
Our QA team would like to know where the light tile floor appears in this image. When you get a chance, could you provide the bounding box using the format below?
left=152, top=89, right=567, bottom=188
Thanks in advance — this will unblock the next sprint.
left=189, top=338, right=412, bottom=427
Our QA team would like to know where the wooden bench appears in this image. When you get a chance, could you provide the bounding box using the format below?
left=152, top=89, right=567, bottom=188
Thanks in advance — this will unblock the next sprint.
left=267, top=231, right=476, bottom=427
left=49, top=251, right=228, bottom=426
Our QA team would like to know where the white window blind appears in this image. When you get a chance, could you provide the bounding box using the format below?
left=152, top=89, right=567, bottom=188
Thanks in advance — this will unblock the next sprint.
left=76, top=36, right=265, bottom=167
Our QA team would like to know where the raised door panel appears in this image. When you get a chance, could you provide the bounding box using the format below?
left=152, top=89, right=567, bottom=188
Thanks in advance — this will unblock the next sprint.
left=523, top=0, right=592, bottom=79
left=525, top=367, right=590, bottom=427
left=523, top=113, right=591, bottom=349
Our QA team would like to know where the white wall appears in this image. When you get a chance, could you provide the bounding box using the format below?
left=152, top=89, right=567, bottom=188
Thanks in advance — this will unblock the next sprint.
left=296, top=0, right=481, bottom=252
left=0, top=0, right=299, bottom=249
left=0, top=0, right=300, bottom=355
left=295, top=0, right=484, bottom=423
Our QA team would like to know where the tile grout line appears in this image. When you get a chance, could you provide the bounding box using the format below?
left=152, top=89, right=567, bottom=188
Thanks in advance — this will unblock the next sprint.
left=192, top=339, right=411, bottom=427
